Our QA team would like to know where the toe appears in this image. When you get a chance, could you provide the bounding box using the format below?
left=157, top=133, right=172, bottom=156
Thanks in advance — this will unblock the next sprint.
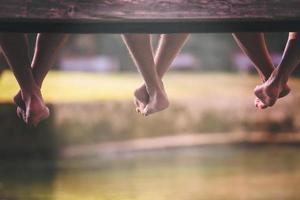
left=254, top=97, right=268, bottom=109
left=142, top=106, right=150, bottom=117
left=257, top=100, right=267, bottom=109
left=254, top=98, right=260, bottom=108
left=14, top=95, right=26, bottom=111
left=16, top=107, right=25, bottom=120
left=136, top=107, right=141, bottom=114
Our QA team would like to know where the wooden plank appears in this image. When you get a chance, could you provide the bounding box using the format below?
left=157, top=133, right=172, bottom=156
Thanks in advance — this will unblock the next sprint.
left=0, top=0, right=299, bottom=33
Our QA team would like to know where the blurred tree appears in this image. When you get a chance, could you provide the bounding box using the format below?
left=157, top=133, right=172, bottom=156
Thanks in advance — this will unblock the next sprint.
left=7, top=33, right=296, bottom=74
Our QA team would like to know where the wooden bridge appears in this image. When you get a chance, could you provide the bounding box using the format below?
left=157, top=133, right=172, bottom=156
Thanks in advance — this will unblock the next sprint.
left=0, top=0, right=300, bottom=33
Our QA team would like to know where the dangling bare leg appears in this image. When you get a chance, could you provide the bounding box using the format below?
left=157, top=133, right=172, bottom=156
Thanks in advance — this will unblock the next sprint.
left=122, top=34, right=169, bottom=116
left=14, top=33, right=69, bottom=117
left=255, top=32, right=300, bottom=107
left=232, top=33, right=290, bottom=109
left=0, top=33, right=49, bottom=126
left=134, top=34, right=189, bottom=112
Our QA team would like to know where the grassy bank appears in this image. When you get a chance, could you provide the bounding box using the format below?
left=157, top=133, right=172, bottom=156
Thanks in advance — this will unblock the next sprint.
left=0, top=71, right=300, bottom=149
left=0, top=70, right=284, bottom=102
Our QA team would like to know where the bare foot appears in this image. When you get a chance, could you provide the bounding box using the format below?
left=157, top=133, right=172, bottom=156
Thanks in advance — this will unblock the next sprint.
left=254, top=74, right=289, bottom=108
left=142, top=82, right=169, bottom=116
left=17, top=90, right=49, bottom=126
left=134, top=84, right=149, bottom=114
left=254, top=84, right=290, bottom=109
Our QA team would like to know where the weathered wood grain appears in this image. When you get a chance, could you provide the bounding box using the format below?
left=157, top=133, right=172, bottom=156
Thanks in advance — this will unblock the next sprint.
left=0, top=0, right=299, bottom=32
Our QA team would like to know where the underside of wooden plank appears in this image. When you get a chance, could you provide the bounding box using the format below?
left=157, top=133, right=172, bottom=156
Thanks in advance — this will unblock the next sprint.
left=0, top=0, right=299, bottom=33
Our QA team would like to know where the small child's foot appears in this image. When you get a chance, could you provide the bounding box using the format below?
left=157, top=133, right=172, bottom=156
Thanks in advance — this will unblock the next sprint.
left=254, top=76, right=289, bottom=108
left=255, top=84, right=279, bottom=107
left=134, top=84, right=149, bottom=113
left=19, top=90, right=49, bottom=127
left=254, top=83, right=290, bottom=109
left=142, top=82, right=169, bottom=116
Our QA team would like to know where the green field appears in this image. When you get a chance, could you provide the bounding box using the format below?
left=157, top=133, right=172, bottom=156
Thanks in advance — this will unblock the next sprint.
left=1, top=71, right=299, bottom=144
left=0, top=70, right=277, bottom=102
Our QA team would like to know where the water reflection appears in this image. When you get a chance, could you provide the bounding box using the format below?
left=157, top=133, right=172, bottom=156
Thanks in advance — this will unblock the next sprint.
left=1, top=145, right=300, bottom=200
left=0, top=160, right=55, bottom=200
left=0, top=103, right=57, bottom=200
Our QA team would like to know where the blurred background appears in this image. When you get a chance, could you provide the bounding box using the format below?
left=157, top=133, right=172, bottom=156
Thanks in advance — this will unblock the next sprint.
left=1, top=33, right=300, bottom=199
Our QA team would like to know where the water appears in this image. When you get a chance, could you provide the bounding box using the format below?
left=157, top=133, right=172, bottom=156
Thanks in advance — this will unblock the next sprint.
left=1, top=145, right=300, bottom=200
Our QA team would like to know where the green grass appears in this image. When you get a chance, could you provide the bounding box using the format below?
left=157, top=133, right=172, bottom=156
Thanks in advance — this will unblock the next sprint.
left=1, top=71, right=299, bottom=143
left=0, top=71, right=142, bottom=102
left=0, top=70, right=287, bottom=103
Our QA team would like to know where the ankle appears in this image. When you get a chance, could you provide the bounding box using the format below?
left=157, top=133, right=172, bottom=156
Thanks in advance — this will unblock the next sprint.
left=33, top=75, right=42, bottom=88
left=270, top=69, right=288, bottom=85
left=23, top=86, right=41, bottom=97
